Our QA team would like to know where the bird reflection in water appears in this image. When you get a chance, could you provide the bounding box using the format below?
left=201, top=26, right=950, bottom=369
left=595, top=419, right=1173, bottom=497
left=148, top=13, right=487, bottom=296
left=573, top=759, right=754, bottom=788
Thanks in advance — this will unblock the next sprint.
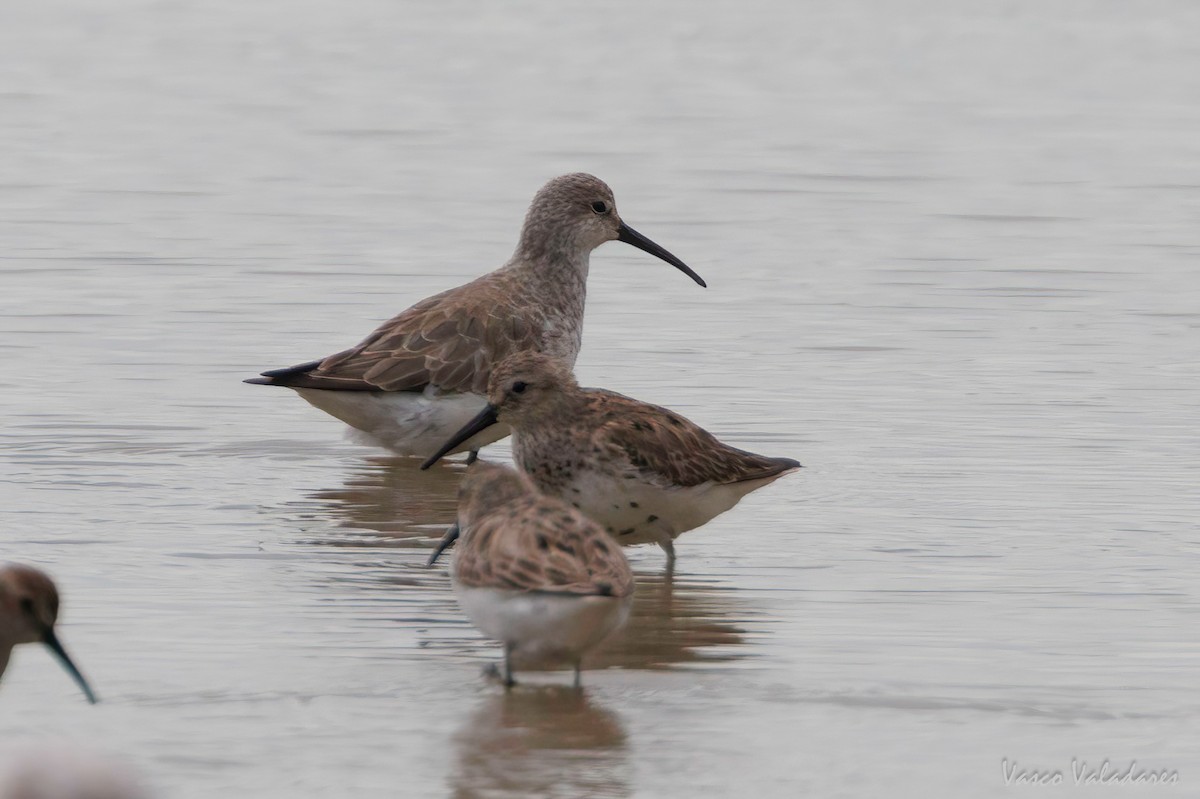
left=304, top=457, right=752, bottom=674
left=450, top=686, right=628, bottom=799
left=450, top=572, right=750, bottom=677
left=304, top=456, right=464, bottom=548
left=591, top=571, right=747, bottom=670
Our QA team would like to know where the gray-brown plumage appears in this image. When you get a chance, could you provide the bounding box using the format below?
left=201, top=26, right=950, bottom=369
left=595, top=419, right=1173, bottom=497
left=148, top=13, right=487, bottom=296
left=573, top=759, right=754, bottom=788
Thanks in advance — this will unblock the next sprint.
left=445, top=461, right=633, bottom=688
left=423, top=352, right=802, bottom=567
left=0, top=563, right=97, bottom=704
left=252, top=273, right=563, bottom=396
left=246, top=173, right=705, bottom=457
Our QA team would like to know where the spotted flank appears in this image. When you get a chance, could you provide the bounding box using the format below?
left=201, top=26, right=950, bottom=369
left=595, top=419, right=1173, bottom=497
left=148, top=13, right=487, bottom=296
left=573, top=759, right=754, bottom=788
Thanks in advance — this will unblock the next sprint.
left=423, top=351, right=801, bottom=567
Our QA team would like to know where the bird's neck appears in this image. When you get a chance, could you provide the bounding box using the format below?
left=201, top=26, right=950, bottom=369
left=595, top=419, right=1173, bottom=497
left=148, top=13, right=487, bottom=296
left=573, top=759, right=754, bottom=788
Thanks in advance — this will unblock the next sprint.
left=504, top=247, right=590, bottom=327
left=511, top=241, right=590, bottom=284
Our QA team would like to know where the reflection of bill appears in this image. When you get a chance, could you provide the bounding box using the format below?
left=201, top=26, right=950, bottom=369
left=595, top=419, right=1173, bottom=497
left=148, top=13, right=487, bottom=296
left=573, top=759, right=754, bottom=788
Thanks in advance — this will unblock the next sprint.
left=590, top=572, right=748, bottom=671
left=451, top=687, right=628, bottom=799
left=302, top=455, right=464, bottom=544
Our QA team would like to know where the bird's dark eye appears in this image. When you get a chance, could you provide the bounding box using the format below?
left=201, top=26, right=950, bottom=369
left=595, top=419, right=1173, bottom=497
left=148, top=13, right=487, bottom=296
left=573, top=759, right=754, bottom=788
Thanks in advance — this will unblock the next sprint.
left=512, top=381, right=528, bottom=394
left=590, top=201, right=608, bottom=214
left=18, top=597, right=34, bottom=617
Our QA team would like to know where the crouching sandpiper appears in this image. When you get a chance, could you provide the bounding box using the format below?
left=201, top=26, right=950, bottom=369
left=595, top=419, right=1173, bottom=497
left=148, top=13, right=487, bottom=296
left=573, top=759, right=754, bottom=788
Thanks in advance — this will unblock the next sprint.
left=432, top=460, right=633, bottom=688
left=422, top=352, right=801, bottom=568
left=0, top=563, right=97, bottom=704
left=246, top=173, right=705, bottom=459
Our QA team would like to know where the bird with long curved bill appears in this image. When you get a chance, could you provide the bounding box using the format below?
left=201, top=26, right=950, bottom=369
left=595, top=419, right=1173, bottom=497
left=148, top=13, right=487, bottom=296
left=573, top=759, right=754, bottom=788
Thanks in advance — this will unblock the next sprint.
left=0, top=563, right=98, bottom=704
left=246, top=173, right=705, bottom=460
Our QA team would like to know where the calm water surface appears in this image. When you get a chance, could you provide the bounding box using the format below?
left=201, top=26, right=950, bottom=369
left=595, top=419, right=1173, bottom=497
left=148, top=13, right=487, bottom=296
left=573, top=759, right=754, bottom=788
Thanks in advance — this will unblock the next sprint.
left=2, top=1, right=1198, bottom=796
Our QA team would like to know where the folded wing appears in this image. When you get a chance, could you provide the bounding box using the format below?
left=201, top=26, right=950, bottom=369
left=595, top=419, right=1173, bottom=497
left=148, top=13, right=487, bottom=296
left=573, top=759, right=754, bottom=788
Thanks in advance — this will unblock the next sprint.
left=590, top=391, right=801, bottom=489
left=456, top=497, right=633, bottom=597
left=250, top=281, right=547, bottom=394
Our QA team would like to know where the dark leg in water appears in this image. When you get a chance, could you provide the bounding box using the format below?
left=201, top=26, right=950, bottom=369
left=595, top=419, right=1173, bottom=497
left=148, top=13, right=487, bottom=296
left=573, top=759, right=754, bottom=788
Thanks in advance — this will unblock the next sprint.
left=465, top=449, right=480, bottom=465
left=503, top=642, right=516, bottom=689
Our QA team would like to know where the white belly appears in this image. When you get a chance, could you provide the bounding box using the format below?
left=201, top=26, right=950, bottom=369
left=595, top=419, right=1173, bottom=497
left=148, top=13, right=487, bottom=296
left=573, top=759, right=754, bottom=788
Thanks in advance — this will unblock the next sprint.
left=294, top=386, right=509, bottom=457
left=564, top=469, right=793, bottom=546
left=453, top=583, right=631, bottom=664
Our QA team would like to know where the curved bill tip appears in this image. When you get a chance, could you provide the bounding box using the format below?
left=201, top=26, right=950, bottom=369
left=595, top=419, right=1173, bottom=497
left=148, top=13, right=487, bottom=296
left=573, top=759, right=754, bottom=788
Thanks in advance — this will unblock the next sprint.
left=617, top=222, right=706, bottom=288
left=427, top=522, right=460, bottom=568
left=420, top=404, right=501, bottom=470
left=43, top=629, right=98, bottom=705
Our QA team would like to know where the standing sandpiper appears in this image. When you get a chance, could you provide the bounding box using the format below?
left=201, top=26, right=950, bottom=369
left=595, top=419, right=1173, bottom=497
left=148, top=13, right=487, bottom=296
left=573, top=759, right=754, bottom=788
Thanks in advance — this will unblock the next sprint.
left=246, top=173, right=705, bottom=458
left=422, top=352, right=801, bottom=568
left=430, top=460, right=633, bottom=688
left=0, top=564, right=97, bottom=704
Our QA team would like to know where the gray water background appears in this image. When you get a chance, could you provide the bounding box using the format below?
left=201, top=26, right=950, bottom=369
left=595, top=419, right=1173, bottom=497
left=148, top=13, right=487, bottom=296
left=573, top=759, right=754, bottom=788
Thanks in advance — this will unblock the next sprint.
left=1, top=1, right=1198, bottom=796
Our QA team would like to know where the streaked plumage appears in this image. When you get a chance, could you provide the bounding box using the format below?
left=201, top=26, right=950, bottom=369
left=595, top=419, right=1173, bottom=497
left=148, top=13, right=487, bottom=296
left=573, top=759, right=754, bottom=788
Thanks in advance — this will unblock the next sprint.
left=246, top=173, right=705, bottom=457
left=423, top=352, right=801, bottom=567
left=0, top=564, right=97, bottom=704
left=440, top=460, right=633, bottom=687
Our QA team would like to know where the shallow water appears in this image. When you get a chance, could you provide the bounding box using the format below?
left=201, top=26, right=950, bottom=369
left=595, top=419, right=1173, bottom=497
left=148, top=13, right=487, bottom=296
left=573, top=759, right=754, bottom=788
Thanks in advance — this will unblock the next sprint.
left=2, top=0, right=1199, bottom=796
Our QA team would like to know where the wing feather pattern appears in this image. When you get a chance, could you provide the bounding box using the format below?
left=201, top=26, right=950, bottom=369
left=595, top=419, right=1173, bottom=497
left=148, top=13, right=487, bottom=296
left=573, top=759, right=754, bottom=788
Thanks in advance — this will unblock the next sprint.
left=455, top=495, right=633, bottom=597
left=587, top=390, right=801, bottom=489
left=253, top=273, right=551, bottom=393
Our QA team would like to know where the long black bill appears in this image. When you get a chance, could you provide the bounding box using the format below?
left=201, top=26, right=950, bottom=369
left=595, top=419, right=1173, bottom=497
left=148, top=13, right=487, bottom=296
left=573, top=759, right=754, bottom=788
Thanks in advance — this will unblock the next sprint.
left=420, top=404, right=501, bottom=470
left=617, top=222, right=706, bottom=288
left=426, top=522, right=460, bottom=568
left=43, top=629, right=98, bottom=705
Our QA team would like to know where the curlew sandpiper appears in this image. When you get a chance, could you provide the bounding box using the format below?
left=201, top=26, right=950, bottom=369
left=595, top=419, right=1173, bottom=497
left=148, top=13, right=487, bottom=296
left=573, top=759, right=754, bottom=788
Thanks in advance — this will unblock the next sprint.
left=0, top=564, right=97, bottom=704
left=422, top=352, right=800, bottom=568
left=246, top=174, right=704, bottom=458
left=430, top=460, right=633, bottom=688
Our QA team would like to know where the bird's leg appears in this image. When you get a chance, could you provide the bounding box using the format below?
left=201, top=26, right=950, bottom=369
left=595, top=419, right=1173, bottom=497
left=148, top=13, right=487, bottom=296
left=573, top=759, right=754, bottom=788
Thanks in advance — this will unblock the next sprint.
left=503, top=642, right=516, bottom=689
left=654, top=526, right=677, bottom=575
left=573, top=660, right=583, bottom=691
left=465, top=449, right=480, bottom=465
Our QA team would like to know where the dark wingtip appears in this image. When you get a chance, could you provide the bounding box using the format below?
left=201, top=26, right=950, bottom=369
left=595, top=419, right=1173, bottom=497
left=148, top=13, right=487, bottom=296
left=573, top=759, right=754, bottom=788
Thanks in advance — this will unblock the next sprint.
left=244, top=358, right=326, bottom=387
left=244, top=359, right=326, bottom=386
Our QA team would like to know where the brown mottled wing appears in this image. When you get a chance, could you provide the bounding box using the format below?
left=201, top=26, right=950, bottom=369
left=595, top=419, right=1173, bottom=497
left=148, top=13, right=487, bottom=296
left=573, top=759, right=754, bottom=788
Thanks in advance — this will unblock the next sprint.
left=589, top=390, right=800, bottom=489
left=455, top=497, right=633, bottom=597
left=282, top=275, right=546, bottom=393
